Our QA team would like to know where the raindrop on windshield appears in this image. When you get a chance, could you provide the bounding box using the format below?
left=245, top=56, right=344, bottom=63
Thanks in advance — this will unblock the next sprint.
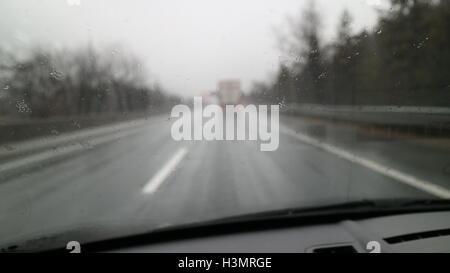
left=16, top=99, right=31, bottom=113
left=49, top=70, right=63, bottom=80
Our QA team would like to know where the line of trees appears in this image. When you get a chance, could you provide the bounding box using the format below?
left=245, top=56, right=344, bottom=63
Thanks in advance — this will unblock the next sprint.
left=249, top=0, right=450, bottom=107
left=0, top=45, right=180, bottom=119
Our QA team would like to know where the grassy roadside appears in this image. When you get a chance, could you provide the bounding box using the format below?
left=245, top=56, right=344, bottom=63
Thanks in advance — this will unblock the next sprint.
left=0, top=110, right=168, bottom=145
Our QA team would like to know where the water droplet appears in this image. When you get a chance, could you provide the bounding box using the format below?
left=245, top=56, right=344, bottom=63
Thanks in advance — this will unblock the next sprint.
left=278, top=97, right=287, bottom=109
left=15, top=99, right=31, bottom=113
left=49, top=70, right=63, bottom=80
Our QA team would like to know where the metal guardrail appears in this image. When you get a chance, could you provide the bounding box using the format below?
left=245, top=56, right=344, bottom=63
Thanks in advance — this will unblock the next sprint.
left=283, top=103, right=450, bottom=130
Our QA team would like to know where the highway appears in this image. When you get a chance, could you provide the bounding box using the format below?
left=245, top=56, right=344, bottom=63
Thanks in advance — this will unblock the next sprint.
left=1, top=113, right=450, bottom=246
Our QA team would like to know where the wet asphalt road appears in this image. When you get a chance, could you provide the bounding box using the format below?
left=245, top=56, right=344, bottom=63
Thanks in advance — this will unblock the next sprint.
left=1, top=113, right=449, bottom=245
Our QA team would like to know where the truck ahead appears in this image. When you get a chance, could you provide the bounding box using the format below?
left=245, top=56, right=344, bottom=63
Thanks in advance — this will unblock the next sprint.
left=217, top=80, right=242, bottom=107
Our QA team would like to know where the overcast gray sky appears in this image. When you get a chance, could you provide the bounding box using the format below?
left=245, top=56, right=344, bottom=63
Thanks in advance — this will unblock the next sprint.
left=0, top=0, right=386, bottom=97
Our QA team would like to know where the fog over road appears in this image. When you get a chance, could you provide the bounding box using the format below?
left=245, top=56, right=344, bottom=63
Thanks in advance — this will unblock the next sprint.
left=1, top=113, right=449, bottom=245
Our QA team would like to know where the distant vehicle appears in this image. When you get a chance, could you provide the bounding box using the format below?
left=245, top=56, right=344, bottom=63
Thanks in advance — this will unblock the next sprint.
left=217, top=80, right=242, bottom=107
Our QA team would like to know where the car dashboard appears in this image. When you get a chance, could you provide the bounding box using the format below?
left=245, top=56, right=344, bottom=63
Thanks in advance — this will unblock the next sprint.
left=111, top=211, right=450, bottom=253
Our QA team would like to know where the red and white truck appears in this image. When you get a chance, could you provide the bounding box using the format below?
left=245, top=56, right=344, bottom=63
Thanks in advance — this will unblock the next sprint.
left=217, top=80, right=242, bottom=107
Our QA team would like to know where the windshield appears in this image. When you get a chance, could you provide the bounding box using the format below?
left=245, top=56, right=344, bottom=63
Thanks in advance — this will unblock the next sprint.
left=0, top=0, right=449, bottom=251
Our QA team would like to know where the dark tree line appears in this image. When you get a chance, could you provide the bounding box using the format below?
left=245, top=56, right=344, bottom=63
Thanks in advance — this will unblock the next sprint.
left=249, top=0, right=450, bottom=107
left=0, top=46, right=180, bottom=119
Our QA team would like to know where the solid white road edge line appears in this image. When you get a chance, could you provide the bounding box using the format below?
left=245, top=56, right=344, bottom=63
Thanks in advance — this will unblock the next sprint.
left=280, top=125, right=450, bottom=199
left=142, top=147, right=188, bottom=194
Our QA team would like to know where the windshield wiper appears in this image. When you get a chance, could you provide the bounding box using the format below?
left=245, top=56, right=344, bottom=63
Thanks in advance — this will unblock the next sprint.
left=217, top=198, right=450, bottom=223
left=397, top=199, right=450, bottom=207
